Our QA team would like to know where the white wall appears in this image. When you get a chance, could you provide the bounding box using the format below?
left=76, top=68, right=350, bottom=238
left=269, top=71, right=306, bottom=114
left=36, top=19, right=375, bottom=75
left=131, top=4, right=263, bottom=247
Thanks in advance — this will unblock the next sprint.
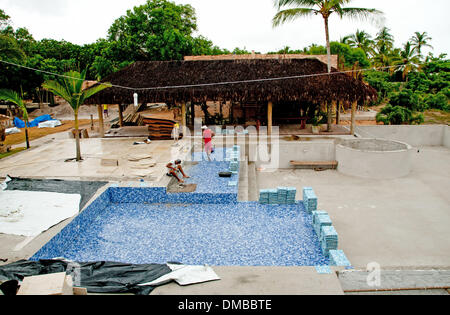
left=276, top=141, right=336, bottom=169
left=336, top=141, right=413, bottom=179
left=356, top=125, right=446, bottom=147
left=251, top=140, right=336, bottom=169
left=444, top=125, right=450, bottom=149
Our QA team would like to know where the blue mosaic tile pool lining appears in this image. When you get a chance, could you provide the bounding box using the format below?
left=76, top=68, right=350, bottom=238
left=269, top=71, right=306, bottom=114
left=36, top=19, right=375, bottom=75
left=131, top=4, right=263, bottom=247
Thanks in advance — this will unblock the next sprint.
left=31, top=147, right=329, bottom=266
left=32, top=197, right=329, bottom=266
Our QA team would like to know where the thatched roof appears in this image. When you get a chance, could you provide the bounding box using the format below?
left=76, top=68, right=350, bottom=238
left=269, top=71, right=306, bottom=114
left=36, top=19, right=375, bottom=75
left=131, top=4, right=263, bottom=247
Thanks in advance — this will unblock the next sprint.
left=87, top=58, right=377, bottom=105
left=184, top=54, right=339, bottom=69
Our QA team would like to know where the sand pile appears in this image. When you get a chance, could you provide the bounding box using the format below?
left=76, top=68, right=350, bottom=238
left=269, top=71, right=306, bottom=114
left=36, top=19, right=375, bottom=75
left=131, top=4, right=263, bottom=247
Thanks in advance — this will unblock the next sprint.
left=31, top=102, right=119, bottom=121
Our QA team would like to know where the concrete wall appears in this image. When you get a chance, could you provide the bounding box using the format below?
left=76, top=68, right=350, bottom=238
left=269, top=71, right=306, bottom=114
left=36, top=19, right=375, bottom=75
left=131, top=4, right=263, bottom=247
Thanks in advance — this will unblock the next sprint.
left=274, top=141, right=336, bottom=169
left=444, top=125, right=450, bottom=149
left=356, top=125, right=446, bottom=147
left=336, top=139, right=413, bottom=179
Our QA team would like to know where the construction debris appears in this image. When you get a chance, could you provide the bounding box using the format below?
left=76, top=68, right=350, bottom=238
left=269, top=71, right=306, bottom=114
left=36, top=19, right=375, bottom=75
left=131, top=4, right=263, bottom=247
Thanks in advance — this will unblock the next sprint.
left=17, top=272, right=75, bottom=296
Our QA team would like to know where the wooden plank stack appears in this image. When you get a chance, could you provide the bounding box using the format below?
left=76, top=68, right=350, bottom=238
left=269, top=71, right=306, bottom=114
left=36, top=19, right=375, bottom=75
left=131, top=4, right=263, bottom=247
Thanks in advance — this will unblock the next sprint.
left=144, top=116, right=180, bottom=140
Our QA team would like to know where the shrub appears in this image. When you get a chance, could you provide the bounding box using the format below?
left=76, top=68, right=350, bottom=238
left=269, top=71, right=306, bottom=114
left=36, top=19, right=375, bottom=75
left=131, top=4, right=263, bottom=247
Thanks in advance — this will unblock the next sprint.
left=424, top=92, right=449, bottom=112
left=388, top=89, right=425, bottom=112
left=376, top=105, right=424, bottom=125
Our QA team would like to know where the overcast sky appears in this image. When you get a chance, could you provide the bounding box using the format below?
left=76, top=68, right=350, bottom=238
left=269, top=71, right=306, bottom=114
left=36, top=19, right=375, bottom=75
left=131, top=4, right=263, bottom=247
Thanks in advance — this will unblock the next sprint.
left=1, top=0, right=448, bottom=56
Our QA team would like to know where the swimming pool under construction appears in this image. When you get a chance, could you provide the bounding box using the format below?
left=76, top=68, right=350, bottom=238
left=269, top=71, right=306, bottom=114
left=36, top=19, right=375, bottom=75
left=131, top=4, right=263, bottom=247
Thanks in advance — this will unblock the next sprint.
left=31, top=148, right=344, bottom=267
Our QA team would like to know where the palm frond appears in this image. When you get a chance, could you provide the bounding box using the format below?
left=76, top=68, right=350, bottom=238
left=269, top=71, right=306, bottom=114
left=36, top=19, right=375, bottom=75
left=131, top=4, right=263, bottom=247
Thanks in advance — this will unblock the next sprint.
left=0, top=89, right=28, bottom=120
left=339, top=7, right=383, bottom=22
left=42, top=80, right=73, bottom=106
left=274, top=0, right=317, bottom=10
left=0, top=89, right=22, bottom=107
left=273, top=8, right=317, bottom=27
left=80, top=83, right=112, bottom=104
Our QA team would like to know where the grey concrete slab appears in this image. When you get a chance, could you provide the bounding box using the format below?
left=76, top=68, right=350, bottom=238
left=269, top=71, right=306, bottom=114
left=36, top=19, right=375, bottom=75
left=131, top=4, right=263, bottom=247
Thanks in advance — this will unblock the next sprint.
left=151, top=267, right=344, bottom=295
left=338, top=270, right=450, bottom=291
left=257, top=146, right=450, bottom=269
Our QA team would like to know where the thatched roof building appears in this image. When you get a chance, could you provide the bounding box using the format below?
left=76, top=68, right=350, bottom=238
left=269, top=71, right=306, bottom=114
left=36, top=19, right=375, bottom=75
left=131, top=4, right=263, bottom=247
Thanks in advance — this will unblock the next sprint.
left=86, top=58, right=377, bottom=105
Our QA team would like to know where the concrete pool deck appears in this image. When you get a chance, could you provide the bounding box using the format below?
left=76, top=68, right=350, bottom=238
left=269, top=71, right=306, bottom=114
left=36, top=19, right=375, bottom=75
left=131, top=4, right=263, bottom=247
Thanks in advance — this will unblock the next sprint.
left=0, top=138, right=192, bottom=182
left=258, top=145, right=450, bottom=269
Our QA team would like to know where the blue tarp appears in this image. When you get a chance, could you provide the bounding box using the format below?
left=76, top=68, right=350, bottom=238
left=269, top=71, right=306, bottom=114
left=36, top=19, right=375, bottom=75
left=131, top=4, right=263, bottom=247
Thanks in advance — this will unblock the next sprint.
left=13, top=117, right=25, bottom=128
left=14, top=115, right=53, bottom=128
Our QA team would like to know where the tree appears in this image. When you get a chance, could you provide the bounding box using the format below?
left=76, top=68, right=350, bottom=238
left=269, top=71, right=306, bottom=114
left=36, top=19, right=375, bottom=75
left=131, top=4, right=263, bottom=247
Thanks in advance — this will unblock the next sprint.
left=347, top=29, right=374, bottom=57
left=375, top=27, right=394, bottom=52
left=273, top=0, right=382, bottom=131
left=0, top=89, right=30, bottom=148
left=0, top=9, right=10, bottom=30
left=0, top=35, right=26, bottom=61
left=410, top=32, right=433, bottom=61
left=42, top=71, right=111, bottom=161
left=107, top=0, right=197, bottom=61
left=395, top=41, right=420, bottom=80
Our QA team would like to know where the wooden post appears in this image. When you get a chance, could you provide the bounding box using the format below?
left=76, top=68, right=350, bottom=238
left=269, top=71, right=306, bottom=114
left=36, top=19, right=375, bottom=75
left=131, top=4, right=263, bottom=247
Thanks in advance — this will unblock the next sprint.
left=191, top=102, right=195, bottom=125
left=118, top=104, right=124, bottom=127
left=336, top=101, right=341, bottom=125
left=267, top=101, right=273, bottom=136
left=97, top=104, right=104, bottom=137
left=181, top=101, right=187, bottom=133
left=350, top=100, right=357, bottom=135
left=327, top=101, right=332, bottom=132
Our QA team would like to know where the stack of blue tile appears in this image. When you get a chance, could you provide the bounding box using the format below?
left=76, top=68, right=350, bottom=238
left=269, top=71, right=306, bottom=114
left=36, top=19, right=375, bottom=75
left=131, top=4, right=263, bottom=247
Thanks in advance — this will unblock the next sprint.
left=320, top=226, right=338, bottom=257
left=329, top=250, right=351, bottom=267
left=268, top=189, right=278, bottom=204
left=259, top=189, right=270, bottom=204
left=286, top=187, right=297, bottom=204
left=312, top=210, right=329, bottom=225
left=229, top=161, right=239, bottom=172
left=277, top=187, right=288, bottom=204
left=314, top=214, right=332, bottom=238
left=303, top=188, right=318, bottom=214
left=226, top=151, right=239, bottom=162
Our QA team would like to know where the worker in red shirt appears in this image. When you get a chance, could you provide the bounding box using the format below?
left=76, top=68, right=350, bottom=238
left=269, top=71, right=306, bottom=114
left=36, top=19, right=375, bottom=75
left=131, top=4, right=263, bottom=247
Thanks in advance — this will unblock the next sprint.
left=202, top=126, right=215, bottom=161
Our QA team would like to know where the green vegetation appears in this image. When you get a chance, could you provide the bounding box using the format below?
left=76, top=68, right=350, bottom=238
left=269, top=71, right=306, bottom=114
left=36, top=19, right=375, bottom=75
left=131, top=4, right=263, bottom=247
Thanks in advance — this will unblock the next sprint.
left=0, top=2, right=448, bottom=127
left=272, top=0, right=382, bottom=130
left=42, top=71, right=111, bottom=161
left=0, top=147, right=26, bottom=160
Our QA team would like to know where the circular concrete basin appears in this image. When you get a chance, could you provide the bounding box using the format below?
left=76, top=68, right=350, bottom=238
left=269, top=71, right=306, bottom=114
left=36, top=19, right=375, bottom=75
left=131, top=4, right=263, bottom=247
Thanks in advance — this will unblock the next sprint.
left=336, top=139, right=413, bottom=179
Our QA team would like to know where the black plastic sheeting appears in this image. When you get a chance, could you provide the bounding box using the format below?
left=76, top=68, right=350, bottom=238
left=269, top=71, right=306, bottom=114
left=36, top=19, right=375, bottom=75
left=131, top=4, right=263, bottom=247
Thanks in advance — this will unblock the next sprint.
left=4, top=177, right=108, bottom=210
left=0, top=259, right=172, bottom=295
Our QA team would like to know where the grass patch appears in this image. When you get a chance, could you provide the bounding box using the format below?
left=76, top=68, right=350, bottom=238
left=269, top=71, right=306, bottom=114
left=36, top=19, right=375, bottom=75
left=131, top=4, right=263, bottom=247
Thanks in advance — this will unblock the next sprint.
left=0, top=147, right=26, bottom=160
left=423, top=109, right=450, bottom=125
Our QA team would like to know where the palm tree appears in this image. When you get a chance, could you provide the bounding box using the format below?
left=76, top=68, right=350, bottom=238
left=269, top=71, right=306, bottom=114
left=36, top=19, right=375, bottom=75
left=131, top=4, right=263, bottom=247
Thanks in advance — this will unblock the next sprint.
left=340, top=35, right=352, bottom=45
left=347, top=29, right=374, bottom=57
left=395, top=41, right=420, bottom=81
left=273, top=0, right=383, bottom=131
left=375, top=27, right=394, bottom=52
left=273, top=0, right=382, bottom=72
left=410, top=31, right=433, bottom=61
left=42, top=70, right=111, bottom=161
left=0, top=89, right=30, bottom=149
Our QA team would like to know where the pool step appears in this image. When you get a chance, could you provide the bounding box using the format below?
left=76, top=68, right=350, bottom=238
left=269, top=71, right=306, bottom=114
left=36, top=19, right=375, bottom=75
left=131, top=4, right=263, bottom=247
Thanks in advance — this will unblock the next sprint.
left=238, top=157, right=249, bottom=201
left=248, top=161, right=259, bottom=201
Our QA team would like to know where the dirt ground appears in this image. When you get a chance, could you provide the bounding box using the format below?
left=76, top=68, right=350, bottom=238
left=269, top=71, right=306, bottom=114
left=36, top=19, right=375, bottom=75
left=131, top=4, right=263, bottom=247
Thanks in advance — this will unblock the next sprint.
left=4, top=120, right=95, bottom=147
